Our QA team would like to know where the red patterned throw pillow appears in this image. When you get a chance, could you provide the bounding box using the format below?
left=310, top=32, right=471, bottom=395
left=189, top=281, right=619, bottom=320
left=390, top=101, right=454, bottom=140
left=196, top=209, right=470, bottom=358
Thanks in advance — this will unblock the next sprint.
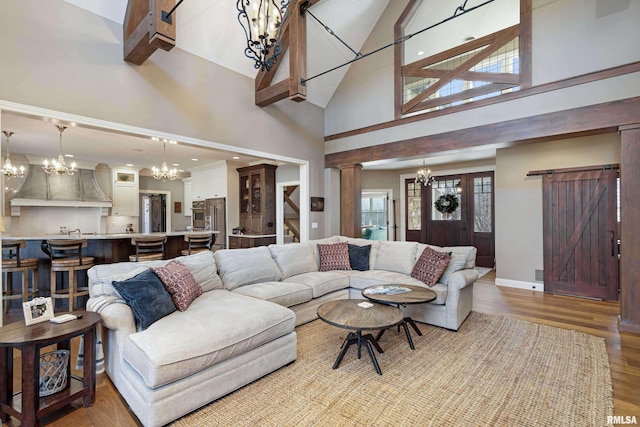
left=317, top=241, right=352, bottom=272
left=411, top=246, right=451, bottom=287
left=152, top=261, right=202, bottom=311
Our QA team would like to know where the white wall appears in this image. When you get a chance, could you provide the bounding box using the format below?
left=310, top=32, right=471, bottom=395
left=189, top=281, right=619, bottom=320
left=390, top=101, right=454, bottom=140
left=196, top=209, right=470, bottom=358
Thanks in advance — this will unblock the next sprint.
left=495, top=133, right=620, bottom=287
left=325, top=0, right=640, bottom=138
left=0, top=0, right=326, bottom=238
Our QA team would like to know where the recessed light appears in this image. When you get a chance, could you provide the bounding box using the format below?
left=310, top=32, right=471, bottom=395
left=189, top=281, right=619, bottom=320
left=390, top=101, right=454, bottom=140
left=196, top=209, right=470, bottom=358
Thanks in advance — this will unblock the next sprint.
left=191, top=158, right=199, bottom=162
left=126, top=163, right=134, bottom=167
left=151, top=137, right=159, bottom=141
left=64, top=154, right=74, bottom=158
left=70, top=122, right=77, bottom=127
left=172, top=163, right=179, bottom=166
left=232, top=156, right=240, bottom=160
left=169, top=140, right=177, bottom=145
left=417, top=50, right=424, bottom=56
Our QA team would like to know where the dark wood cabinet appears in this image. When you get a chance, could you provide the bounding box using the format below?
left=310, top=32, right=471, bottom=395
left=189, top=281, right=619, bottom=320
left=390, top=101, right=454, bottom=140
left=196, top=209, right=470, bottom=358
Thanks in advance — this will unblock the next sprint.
left=237, top=164, right=277, bottom=235
left=228, top=235, right=276, bottom=249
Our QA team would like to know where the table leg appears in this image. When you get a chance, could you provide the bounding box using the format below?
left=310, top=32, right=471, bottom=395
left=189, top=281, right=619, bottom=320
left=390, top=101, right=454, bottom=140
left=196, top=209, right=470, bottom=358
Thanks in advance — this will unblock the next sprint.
left=83, top=327, right=96, bottom=406
left=405, top=317, right=423, bottom=336
left=21, top=345, right=40, bottom=427
left=0, top=347, right=12, bottom=422
left=400, top=321, right=416, bottom=350
left=332, top=331, right=385, bottom=375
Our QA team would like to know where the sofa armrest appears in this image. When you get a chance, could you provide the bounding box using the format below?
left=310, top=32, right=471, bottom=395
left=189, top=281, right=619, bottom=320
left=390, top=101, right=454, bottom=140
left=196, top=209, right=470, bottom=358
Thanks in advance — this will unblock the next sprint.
left=447, top=269, right=480, bottom=293
left=87, top=296, right=136, bottom=336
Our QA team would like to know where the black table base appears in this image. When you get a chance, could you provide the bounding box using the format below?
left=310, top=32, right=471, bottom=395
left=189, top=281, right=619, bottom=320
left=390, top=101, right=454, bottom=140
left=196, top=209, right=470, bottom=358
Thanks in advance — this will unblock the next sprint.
left=333, top=330, right=385, bottom=375
left=376, top=316, right=423, bottom=350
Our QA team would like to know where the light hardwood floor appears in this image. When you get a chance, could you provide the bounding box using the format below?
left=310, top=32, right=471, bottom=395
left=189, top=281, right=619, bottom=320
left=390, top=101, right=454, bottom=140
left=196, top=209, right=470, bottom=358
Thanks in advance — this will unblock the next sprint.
left=3, top=270, right=639, bottom=426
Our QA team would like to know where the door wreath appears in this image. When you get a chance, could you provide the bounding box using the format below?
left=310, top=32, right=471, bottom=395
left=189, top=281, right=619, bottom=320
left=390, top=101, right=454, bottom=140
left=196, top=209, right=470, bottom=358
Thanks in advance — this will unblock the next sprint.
left=434, top=194, right=459, bottom=214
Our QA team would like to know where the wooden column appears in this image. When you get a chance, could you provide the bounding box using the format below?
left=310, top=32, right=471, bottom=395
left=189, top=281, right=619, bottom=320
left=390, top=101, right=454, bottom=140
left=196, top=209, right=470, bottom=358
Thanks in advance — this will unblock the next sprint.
left=619, top=124, right=640, bottom=333
left=340, top=164, right=362, bottom=238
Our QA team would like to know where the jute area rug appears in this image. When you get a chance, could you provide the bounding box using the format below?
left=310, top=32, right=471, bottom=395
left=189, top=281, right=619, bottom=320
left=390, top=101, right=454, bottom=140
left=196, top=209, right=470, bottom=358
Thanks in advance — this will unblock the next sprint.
left=172, top=312, right=613, bottom=426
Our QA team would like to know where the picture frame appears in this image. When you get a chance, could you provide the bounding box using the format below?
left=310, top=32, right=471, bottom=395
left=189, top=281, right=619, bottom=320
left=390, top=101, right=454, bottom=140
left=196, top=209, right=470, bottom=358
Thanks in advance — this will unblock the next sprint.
left=311, top=197, right=324, bottom=212
left=23, top=297, right=54, bottom=326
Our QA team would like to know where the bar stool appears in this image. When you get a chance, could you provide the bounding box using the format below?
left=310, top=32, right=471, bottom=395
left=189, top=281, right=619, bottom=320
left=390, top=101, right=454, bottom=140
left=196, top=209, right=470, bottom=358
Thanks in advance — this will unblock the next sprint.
left=46, top=239, right=93, bottom=312
left=2, top=240, right=39, bottom=313
left=129, top=236, right=167, bottom=262
left=180, top=233, right=215, bottom=256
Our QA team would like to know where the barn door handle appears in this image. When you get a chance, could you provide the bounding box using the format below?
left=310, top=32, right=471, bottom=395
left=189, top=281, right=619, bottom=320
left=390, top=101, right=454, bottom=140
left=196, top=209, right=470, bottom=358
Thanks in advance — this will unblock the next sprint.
left=610, top=231, right=615, bottom=257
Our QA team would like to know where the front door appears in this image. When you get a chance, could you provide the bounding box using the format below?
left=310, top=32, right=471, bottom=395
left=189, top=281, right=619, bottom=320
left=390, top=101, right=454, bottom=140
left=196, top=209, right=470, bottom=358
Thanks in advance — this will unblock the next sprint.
left=406, top=172, right=495, bottom=268
left=542, top=168, right=619, bottom=300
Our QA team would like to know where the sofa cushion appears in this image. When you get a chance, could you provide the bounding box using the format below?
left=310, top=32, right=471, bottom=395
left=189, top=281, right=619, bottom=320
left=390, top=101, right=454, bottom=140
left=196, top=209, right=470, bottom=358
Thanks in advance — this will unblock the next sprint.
left=232, top=281, right=312, bottom=307
left=317, top=242, right=351, bottom=271
left=268, top=242, right=318, bottom=279
left=338, top=237, right=380, bottom=269
left=439, top=253, right=467, bottom=285
left=174, top=251, right=223, bottom=292
left=152, top=261, right=202, bottom=311
left=309, top=236, right=340, bottom=268
left=411, top=246, right=451, bottom=287
left=374, top=241, right=418, bottom=274
left=214, top=246, right=282, bottom=290
left=123, top=290, right=296, bottom=388
left=284, top=271, right=350, bottom=298
left=348, top=244, right=371, bottom=271
left=417, top=243, right=477, bottom=270
left=112, top=269, right=176, bottom=330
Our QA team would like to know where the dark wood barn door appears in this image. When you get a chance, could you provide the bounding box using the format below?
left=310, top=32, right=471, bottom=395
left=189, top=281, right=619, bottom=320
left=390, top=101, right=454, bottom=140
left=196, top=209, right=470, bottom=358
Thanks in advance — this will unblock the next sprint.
left=542, top=168, right=619, bottom=300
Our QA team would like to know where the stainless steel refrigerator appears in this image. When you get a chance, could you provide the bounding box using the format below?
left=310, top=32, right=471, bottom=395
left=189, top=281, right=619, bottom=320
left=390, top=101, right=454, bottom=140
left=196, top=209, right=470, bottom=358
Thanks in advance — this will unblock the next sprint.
left=205, top=198, right=226, bottom=249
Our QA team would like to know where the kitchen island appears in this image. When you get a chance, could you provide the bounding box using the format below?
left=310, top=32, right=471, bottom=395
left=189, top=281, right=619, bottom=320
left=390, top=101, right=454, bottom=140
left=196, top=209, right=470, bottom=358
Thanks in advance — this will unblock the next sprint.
left=2, top=232, right=219, bottom=308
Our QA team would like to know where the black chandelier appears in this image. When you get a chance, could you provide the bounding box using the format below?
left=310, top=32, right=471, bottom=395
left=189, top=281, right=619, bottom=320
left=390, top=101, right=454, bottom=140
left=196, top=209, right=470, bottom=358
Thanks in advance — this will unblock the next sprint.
left=237, top=0, right=290, bottom=71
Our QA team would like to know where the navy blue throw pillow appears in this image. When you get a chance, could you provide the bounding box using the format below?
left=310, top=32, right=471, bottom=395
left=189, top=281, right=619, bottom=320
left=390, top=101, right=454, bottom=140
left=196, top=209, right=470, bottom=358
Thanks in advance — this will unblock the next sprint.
left=112, top=269, right=176, bottom=330
left=348, top=244, right=371, bottom=271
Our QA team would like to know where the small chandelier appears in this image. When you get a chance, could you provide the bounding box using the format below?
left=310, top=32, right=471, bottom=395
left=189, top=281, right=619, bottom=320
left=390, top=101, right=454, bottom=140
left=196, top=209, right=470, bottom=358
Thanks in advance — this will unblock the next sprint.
left=43, top=125, right=77, bottom=176
left=151, top=141, right=178, bottom=181
left=237, top=0, right=290, bottom=71
left=415, top=159, right=435, bottom=186
left=1, top=131, right=26, bottom=179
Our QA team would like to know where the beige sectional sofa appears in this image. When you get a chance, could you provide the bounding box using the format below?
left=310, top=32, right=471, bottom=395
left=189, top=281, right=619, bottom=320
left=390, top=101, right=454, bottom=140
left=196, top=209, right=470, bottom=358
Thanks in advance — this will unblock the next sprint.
left=87, top=236, right=479, bottom=426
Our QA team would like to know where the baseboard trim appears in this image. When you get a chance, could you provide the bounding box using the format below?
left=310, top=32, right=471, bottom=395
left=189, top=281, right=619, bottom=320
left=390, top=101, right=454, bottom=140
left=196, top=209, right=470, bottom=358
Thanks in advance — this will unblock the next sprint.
left=495, top=278, right=544, bottom=292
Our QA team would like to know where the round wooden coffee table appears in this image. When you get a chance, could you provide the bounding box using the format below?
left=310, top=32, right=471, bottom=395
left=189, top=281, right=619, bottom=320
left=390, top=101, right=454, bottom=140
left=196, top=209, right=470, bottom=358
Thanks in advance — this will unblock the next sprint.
left=362, top=284, right=437, bottom=350
left=317, top=299, right=402, bottom=375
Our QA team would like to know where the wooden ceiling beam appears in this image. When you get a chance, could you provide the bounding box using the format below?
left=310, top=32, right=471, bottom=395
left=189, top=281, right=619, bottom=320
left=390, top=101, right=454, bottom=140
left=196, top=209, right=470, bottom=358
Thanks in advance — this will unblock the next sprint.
left=123, top=0, right=176, bottom=65
left=254, top=0, right=322, bottom=106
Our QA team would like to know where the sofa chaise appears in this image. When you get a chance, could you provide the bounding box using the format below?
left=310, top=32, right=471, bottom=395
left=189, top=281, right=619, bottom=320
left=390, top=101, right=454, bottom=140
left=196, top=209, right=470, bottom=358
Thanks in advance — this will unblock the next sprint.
left=87, top=236, right=479, bottom=426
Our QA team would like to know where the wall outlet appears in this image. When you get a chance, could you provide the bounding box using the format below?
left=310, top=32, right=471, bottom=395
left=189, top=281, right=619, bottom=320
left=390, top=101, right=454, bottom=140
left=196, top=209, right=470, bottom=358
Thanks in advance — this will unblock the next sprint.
left=311, top=222, right=318, bottom=229
left=535, top=269, right=544, bottom=281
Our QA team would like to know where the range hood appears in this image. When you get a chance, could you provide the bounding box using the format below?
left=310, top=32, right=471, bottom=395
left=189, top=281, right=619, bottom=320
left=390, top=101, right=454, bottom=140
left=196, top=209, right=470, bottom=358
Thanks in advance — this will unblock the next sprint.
left=11, top=167, right=112, bottom=208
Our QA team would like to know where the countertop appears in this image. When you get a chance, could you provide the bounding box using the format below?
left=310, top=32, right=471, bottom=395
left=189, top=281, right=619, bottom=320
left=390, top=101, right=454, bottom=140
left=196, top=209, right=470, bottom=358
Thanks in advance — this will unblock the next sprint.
left=228, top=234, right=276, bottom=238
left=5, top=231, right=220, bottom=241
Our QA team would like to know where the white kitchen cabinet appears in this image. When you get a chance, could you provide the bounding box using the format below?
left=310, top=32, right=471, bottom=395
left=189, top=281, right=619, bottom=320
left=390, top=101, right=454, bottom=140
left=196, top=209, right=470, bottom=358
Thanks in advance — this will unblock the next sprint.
left=112, top=168, right=139, bottom=216
left=190, top=163, right=227, bottom=201
left=183, top=178, right=192, bottom=217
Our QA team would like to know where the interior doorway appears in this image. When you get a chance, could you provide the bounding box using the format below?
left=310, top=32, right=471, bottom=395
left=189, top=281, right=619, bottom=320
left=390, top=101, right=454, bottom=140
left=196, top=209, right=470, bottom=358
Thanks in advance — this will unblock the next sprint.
left=361, top=190, right=393, bottom=240
left=139, top=190, right=172, bottom=233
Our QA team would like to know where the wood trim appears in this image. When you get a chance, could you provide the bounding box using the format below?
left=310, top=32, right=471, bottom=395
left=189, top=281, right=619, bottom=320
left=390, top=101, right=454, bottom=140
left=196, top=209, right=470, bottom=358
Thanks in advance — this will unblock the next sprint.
left=289, top=0, right=307, bottom=102
left=403, top=69, right=520, bottom=85
left=123, top=0, right=175, bottom=65
left=326, top=61, right=640, bottom=142
left=394, top=0, right=421, bottom=120
left=402, top=26, right=519, bottom=114
left=256, top=79, right=290, bottom=107
left=527, top=164, right=619, bottom=176
left=619, top=125, right=640, bottom=332
left=519, top=0, right=533, bottom=89
left=340, top=164, right=363, bottom=238
left=324, top=96, right=640, bottom=168
left=410, top=83, right=516, bottom=113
